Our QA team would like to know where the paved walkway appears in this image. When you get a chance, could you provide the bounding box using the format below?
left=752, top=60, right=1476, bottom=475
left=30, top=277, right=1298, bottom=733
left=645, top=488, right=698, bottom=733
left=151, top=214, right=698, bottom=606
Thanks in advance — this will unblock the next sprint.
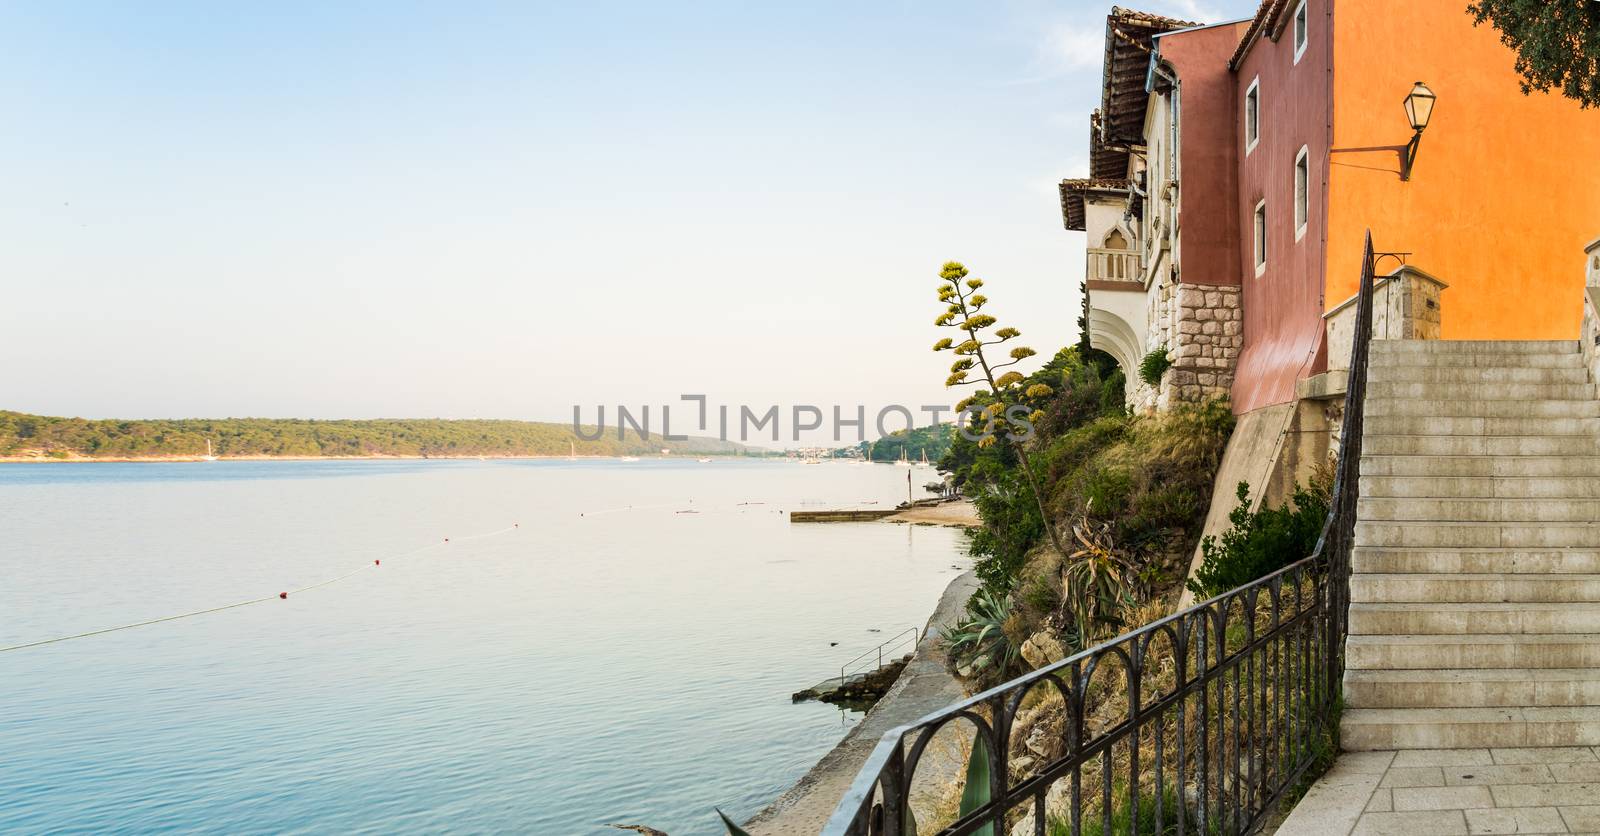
left=1278, top=748, right=1600, bottom=835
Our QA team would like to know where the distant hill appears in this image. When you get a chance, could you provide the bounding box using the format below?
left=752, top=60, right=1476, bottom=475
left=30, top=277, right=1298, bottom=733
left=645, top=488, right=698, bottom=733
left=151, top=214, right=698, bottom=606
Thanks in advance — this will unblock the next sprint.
left=841, top=423, right=955, bottom=463
left=0, top=411, right=754, bottom=460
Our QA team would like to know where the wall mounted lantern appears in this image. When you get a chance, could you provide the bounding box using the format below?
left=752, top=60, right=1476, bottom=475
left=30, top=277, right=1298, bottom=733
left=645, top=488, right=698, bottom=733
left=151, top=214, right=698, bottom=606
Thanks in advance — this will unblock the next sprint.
left=1400, top=81, right=1436, bottom=181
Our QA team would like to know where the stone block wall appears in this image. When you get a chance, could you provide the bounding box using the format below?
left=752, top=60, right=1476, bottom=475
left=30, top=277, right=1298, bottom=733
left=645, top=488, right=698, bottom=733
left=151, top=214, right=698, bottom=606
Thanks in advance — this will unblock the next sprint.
left=1161, top=283, right=1242, bottom=408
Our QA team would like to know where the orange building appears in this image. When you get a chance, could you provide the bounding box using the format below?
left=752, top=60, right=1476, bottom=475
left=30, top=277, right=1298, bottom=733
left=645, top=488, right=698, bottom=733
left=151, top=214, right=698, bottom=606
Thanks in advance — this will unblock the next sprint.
left=1066, top=1, right=1600, bottom=415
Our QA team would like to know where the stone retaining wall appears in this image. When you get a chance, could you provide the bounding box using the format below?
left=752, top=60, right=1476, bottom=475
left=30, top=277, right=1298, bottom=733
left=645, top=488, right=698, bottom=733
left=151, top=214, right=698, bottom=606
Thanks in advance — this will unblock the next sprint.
left=1162, top=282, right=1242, bottom=408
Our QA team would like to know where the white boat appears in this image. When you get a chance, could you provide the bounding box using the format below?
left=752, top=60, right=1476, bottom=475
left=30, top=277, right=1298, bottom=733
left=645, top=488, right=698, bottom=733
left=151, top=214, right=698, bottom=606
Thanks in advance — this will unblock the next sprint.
left=569, top=441, right=577, bottom=461
left=895, top=449, right=912, bottom=467
left=200, top=439, right=217, bottom=462
left=697, top=457, right=712, bottom=463
left=620, top=455, right=641, bottom=462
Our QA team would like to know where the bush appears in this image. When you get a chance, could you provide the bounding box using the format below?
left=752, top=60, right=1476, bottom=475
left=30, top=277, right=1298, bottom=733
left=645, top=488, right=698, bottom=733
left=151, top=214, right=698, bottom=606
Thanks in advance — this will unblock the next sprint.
left=1186, top=480, right=1331, bottom=600
left=1137, top=347, right=1171, bottom=386
left=944, top=587, right=1025, bottom=685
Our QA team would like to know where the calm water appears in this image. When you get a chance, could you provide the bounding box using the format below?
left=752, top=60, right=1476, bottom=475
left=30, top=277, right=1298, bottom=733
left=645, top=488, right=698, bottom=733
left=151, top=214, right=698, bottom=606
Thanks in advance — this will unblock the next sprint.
left=0, top=459, right=968, bottom=834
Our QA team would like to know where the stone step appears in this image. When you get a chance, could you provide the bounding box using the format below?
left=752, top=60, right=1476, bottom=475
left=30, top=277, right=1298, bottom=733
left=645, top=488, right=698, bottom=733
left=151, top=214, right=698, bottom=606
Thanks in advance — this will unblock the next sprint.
left=1370, top=339, right=1581, bottom=355
left=1371, top=351, right=1585, bottom=369
left=1349, top=603, right=1600, bottom=634
left=1357, top=497, right=1600, bottom=522
left=1360, top=475, right=1600, bottom=498
left=1346, top=634, right=1600, bottom=670
left=1365, top=397, right=1600, bottom=418
left=1350, top=573, right=1600, bottom=604
left=1360, top=455, right=1600, bottom=478
left=1366, top=381, right=1595, bottom=400
left=1355, top=521, right=1600, bottom=548
left=1345, top=668, right=1600, bottom=708
left=1352, top=547, right=1600, bottom=574
left=1364, top=415, right=1600, bottom=436
left=1361, top=434, right=1599, bottom=456
left=1341, top=706, right=1600, bottom=750
left=1367, top=365, right=1589, bottom=383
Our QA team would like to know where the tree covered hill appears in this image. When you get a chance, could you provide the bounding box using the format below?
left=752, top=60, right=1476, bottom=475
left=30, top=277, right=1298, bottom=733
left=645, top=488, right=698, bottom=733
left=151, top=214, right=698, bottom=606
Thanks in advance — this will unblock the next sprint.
left=0, top=411, right=753, bottom=459
left=841, top=423, right=955, bottom=463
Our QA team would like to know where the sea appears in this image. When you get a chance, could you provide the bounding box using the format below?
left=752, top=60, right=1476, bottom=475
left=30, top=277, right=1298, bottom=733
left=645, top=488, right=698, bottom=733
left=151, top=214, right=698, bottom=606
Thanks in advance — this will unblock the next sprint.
left=0, top=458, right=970, bottom=834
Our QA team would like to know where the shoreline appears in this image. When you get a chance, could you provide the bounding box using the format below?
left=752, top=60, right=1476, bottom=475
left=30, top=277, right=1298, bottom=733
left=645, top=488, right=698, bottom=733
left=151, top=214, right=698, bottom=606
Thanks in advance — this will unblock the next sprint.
left=0, top=454, right=745, bottom=464
left=744, top=568, right=979, bottom=835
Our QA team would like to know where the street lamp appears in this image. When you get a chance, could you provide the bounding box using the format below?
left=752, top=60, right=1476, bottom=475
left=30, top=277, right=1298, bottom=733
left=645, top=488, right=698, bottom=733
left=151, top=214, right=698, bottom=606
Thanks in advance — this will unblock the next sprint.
left=1401, top=81, right=1436, bottom=181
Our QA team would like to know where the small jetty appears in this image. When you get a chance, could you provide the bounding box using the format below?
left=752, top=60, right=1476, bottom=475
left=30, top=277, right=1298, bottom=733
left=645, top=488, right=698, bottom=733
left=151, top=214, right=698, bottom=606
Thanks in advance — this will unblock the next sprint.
left=789, top=509, right=899, bottom=522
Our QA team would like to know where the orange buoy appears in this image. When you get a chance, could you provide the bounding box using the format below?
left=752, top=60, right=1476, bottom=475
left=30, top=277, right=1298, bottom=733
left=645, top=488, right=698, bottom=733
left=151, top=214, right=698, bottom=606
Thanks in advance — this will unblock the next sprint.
left=278, top=592, right=287, bottom=600
left=374, top=559, right=380, bottom=565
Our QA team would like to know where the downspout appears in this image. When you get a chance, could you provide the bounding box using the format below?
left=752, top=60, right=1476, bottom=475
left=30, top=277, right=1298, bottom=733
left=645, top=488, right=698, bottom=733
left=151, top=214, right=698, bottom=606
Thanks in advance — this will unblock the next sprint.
left=1151, top=61, right=1180, bottom=253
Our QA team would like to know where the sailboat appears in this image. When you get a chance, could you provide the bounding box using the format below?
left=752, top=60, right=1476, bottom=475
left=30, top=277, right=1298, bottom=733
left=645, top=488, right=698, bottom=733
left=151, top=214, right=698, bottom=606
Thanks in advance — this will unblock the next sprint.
left=919, top=449, right=929, bottom=467
left=895, top=448, right=912, bottom=467
left=200, top=439, right=217, bottom=462
left=569, top=440, right=577, bottom=461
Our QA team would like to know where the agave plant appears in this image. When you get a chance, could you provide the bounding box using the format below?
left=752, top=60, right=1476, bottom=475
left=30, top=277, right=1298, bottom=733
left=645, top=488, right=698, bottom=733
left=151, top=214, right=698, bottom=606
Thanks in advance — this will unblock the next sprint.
left=943, top=587, right=1020, bottom=678
left=1061, top=514, right=1135, bottom=647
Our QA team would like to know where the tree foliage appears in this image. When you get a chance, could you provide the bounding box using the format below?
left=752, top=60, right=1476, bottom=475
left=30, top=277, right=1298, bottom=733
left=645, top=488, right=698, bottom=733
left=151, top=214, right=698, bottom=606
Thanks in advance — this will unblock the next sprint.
left=847, top=423, right=955, bottom=462
left=1186, top=480, right=1330, bottom=601
left=1469, top=0, right=1600, bottom=108
left=0, top=411, right=748, bottom=459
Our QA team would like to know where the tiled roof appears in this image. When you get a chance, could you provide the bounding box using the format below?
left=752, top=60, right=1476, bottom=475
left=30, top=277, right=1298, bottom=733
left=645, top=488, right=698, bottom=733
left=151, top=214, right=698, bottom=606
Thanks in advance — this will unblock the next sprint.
left=1228, top=0, right=1291, bottom=70
left=1059, top=177, right=1131, bottom=231
left=1092, top=7, right=1199, bottom=179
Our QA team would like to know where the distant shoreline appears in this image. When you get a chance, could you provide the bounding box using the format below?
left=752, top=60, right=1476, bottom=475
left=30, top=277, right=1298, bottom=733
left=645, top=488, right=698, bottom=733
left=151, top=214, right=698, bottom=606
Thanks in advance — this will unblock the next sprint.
left=0, top=453, right=746, bottom=464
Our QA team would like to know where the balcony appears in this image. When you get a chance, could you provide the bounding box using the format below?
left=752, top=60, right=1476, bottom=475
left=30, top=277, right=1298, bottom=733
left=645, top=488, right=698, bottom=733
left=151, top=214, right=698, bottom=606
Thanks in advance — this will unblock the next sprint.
left=1086, top=247, right=1143, bottom=288
left=1083, top=247, right=1147, bottom=386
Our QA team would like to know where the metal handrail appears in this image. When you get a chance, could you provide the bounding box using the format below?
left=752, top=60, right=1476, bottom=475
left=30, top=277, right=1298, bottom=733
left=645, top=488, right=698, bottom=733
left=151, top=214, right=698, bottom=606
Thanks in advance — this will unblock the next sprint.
left=822, top=234, right=1379, bottom=835
left=840, top=627, right=922, bottom=684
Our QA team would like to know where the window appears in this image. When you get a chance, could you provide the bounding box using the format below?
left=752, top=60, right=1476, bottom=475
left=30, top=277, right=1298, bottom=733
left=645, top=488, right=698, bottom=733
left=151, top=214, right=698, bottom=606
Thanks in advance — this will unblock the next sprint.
left=1294, top=147, right=1309, bottom=239
left=1245, top=78, right=1260, bottom=153
left=1293, top=1, right=1308, bottom=63
left=1253, top=201, right=1268, bottom=275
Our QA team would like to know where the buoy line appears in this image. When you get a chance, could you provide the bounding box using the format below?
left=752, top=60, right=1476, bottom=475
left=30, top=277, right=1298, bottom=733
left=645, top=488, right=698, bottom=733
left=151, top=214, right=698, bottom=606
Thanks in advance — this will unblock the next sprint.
left=0, top=523, right=520, bottom=654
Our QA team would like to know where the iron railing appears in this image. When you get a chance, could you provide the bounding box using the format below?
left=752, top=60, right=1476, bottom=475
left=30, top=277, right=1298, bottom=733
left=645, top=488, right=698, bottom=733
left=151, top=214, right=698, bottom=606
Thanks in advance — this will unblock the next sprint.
left=841, top=628, right=923, bottom=685
left=823, top=235, right=1379, bottom=836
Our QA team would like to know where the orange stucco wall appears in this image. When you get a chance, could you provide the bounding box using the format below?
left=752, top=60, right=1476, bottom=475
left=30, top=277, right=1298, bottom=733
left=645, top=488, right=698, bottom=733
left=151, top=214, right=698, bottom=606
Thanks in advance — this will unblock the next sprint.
left=1326, top=1, right=1600, bottom=337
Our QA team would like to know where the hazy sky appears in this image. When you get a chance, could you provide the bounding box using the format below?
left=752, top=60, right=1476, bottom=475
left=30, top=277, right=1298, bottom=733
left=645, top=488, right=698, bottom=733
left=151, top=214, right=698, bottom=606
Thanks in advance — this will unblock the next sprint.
left=1, top=0, right=1256, bottom=440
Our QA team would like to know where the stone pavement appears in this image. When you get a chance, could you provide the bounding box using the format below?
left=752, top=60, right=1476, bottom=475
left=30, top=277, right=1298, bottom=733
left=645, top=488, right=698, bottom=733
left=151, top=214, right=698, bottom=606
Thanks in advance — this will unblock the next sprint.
left=1277, top=748, right=1600, bottom=834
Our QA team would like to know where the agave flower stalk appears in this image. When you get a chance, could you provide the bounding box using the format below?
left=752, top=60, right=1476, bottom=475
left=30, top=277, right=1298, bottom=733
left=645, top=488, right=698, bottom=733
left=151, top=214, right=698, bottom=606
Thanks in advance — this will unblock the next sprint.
left=933, top=261, right=1068, bottom=562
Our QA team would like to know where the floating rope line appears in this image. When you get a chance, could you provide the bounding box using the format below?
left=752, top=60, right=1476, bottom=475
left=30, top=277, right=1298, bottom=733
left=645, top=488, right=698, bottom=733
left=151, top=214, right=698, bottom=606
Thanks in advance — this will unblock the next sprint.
left=0, top=523, right=520, bottom=654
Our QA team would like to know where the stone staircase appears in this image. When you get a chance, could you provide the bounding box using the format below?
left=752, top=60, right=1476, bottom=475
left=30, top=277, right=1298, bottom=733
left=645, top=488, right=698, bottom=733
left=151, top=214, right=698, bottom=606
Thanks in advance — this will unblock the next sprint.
left=1341, top=339, right=1600, bottom=750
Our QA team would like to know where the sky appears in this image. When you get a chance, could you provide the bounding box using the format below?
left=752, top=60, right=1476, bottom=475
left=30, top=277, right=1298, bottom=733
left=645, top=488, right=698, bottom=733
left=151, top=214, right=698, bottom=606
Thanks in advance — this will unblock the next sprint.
left=0, top=0, right=1260, bottom=442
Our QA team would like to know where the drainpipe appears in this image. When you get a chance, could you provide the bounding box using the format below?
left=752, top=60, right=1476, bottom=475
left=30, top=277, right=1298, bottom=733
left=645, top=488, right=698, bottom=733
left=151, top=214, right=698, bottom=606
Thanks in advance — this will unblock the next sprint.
left=1150, top=61, right=1180, bottom=235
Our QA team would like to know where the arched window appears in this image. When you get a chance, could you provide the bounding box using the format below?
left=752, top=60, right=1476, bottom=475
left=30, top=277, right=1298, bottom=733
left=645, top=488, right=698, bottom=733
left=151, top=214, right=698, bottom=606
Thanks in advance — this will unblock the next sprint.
left=1102, top=229, right=1131, bottom=278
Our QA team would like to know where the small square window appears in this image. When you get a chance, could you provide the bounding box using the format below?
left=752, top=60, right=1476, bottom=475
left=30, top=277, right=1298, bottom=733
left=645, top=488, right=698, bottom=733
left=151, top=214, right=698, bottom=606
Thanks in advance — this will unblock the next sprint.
left=1245, top=78, right=1260, bottom=153
left=1254, top=201, right=1268, bottom=275
left=1293, top=1, right=1308, bottom=63
left=1294, top=147, right=1309, bottom=238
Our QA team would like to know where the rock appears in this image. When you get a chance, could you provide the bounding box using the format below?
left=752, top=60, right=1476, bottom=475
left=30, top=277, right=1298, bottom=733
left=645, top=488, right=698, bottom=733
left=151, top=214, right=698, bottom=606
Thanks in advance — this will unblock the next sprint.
left=1020, top=631, right=1068, bottom=670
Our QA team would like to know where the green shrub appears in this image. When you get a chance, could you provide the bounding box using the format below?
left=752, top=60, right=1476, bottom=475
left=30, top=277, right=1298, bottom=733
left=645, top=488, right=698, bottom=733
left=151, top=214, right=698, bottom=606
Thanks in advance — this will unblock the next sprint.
left=944, top=587, right=1023, bottom=683
left=968, top=466, right=1046, bottom=593
left=1138, top=347, right=1171, bottom=386
left=1186, top=481, right=1330, bottom=600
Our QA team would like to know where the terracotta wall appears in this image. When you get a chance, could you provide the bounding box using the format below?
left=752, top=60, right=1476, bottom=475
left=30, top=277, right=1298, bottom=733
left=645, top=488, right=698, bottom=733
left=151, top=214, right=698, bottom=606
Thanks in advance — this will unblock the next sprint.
left=1231, top=0, right=1334, bottom=413
left=1326, top=1, right=1600, bottom=338
left=1159, top=21, right=1252, bottom=288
